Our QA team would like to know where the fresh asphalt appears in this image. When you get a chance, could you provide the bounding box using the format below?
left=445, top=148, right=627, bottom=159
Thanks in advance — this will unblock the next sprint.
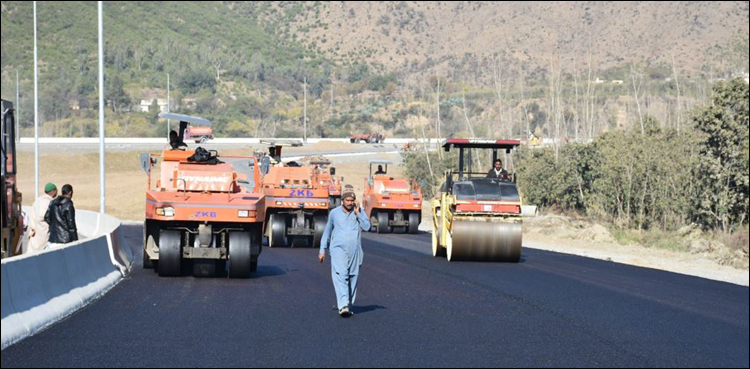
left=1, top=225, right=748, bottom=367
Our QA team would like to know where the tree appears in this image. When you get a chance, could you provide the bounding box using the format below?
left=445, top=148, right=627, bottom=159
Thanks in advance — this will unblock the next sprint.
left=107, top=74, right=131, bottom=113
left=692, top=78, right=749, bottom=231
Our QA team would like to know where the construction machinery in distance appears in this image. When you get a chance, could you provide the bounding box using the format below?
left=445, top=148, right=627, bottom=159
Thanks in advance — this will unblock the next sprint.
left=363, top=160, right=423, bottom=234
left=432, top=139, right=523, bottom=262
left=308, top=158, right=343, bottom=209
left=141, top=112, right=265, bottom=278
left=1, top=100, right=23, bottom=259
left=260, top=141, right=329, bottom=248
left=350, top=132, right=385, bottom=144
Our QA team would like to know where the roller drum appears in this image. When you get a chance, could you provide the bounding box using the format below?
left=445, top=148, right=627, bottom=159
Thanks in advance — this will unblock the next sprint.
left=447, top=220, right=522, bottom=262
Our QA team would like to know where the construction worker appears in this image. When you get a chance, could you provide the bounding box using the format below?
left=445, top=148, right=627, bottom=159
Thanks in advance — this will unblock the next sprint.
left=27, top=183, right=57, bottom=253
left=374, top=165, right=386, bottom=175
left=45, top=184, right=78, bottom=245
left=166, top=130, right=188, bottom=151
left=487, top=159, right=510, bottom=181
left=319, top=185, right=371, bottom=317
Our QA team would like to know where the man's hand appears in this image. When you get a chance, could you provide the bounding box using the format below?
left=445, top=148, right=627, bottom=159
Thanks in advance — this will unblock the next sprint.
left=318, top=253, right=326, bottom=263
left=354, top=202, right=360, bottom=215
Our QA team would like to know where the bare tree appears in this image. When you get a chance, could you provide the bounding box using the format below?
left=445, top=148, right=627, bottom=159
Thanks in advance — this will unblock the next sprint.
left=492, top=54, right=504, bottom=139
left=434, top=71, right=443, bottom=159
left=670, top=53, right=682, bottom=133
left=630, top=64, right=645, bottom=135
left=518, top=68, right=531, bottom=140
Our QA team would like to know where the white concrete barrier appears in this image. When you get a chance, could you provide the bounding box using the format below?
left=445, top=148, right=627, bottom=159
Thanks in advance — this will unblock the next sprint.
left=1, top=208, right=132, bottom=349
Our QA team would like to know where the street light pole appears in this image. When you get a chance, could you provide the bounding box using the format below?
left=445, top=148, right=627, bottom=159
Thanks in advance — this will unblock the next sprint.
left=98, top=1, right=106, bottom=213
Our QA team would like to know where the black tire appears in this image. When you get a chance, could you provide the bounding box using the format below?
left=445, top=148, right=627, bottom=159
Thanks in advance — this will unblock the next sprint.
left=350, top=138, right=356, bottom=143
left=228, top=231, right=252, bottom=278
left=158, top=230, right=182, bottom=277
left=408, top=212, right=420, bottom=234
left=377, top=212, right=392, bottom=233
left=268, top=214, right=287, bottom=247
left=313, top=215, right=327, bottom=248
left=370, top=214, right=377, bottom=232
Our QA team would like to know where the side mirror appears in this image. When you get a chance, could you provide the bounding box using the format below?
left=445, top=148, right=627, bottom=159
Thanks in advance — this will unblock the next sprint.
left=330, top=167, right=336, bottom=175
left=260, top=156, right=271, bottom=175
left=140, top=153, right=151, bottom=175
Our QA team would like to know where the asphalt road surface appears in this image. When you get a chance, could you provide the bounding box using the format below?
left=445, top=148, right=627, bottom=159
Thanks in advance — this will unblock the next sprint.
left=2, top=225, right=748, bottom=367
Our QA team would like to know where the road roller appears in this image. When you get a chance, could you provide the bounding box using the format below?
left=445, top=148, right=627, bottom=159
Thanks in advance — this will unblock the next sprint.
left=432, top=139, right=523, bottom=262
left=307, top=158, right=343, bottom=210
left=259, top=142, right=330, bottom=248
left=363, top=160, right=423, bottom=234
left=141, top=113, right=266, bottom=278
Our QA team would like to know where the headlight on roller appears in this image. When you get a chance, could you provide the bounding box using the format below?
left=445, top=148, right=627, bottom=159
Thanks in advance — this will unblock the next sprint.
left=156, top=207, right=175, bottom=217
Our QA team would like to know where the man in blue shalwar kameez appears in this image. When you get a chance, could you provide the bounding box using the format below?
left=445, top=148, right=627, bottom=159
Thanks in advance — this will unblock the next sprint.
left=319, top=186, right=371, bottom=317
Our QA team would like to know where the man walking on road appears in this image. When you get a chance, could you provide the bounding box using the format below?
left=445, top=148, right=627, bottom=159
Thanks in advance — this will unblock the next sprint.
left=319, top=185, right=371, bottom=317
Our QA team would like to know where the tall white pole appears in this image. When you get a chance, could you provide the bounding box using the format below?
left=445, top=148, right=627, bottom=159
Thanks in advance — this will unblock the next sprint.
left=167, top=72, right=170, bottom=136
left=33, top=1, right=39, bottom=200
left=303, top=77, right=307, bottom=143
left=16, top=70, right=20, bottom=142
left=98, top=1, right=105, bottom=213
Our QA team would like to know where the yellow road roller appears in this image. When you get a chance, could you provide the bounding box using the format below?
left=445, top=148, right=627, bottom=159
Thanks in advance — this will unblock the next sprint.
left=432, top=139, right=523, bottom=262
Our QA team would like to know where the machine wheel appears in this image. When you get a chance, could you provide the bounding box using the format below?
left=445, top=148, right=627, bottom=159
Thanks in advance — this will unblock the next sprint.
left=350, top=138, right=356, bottom=143
left=268, top=214, right=287, bottom=248
left=228, top=231, right=252, bottom=278
left=447, top=220, right=522, bottom=262
left=313, top=215, right=327, bottom=248
left=158, top=230, right=182, bottom=277
left=377, top=212, right=392, bottom=233
left=408, top=212, right=420, bottom=234
left=200, top=136, right=208, bottom=144
left=370, top=214, right=377, bottom=232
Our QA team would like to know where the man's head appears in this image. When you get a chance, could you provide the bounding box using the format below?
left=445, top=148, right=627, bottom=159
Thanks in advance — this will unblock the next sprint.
left=61, top=184, right=74, bottom=199
left=342, top=185, right=357, bottom=211
left=169, top=130, right=178, bottom=142
left=44, top=183, right=57, bottom=198
left=494, top=159, right=503, bottom=170
left=377, top=165, right=383, bottom=172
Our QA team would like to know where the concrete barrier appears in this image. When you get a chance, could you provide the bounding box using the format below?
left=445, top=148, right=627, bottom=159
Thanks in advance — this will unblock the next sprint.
left=1, top=208, right=131, bottom=349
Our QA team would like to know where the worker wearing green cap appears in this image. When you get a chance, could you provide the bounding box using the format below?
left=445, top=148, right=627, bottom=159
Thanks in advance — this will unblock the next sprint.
left=27, top=183, right=57, bottom=253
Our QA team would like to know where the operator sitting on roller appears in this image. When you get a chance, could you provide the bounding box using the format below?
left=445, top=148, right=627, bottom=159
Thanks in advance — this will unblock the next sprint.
left=318, top=185, right=371, bottom=318
left=374, top=165, right=386, bottom=175
left=166, top=130, right=188, bottom=151
left=487, top=159, right=510, bottom=181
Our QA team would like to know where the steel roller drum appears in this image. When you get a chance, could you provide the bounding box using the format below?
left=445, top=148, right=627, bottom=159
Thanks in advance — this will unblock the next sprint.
left=447, top=219, right=522, bottom=262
